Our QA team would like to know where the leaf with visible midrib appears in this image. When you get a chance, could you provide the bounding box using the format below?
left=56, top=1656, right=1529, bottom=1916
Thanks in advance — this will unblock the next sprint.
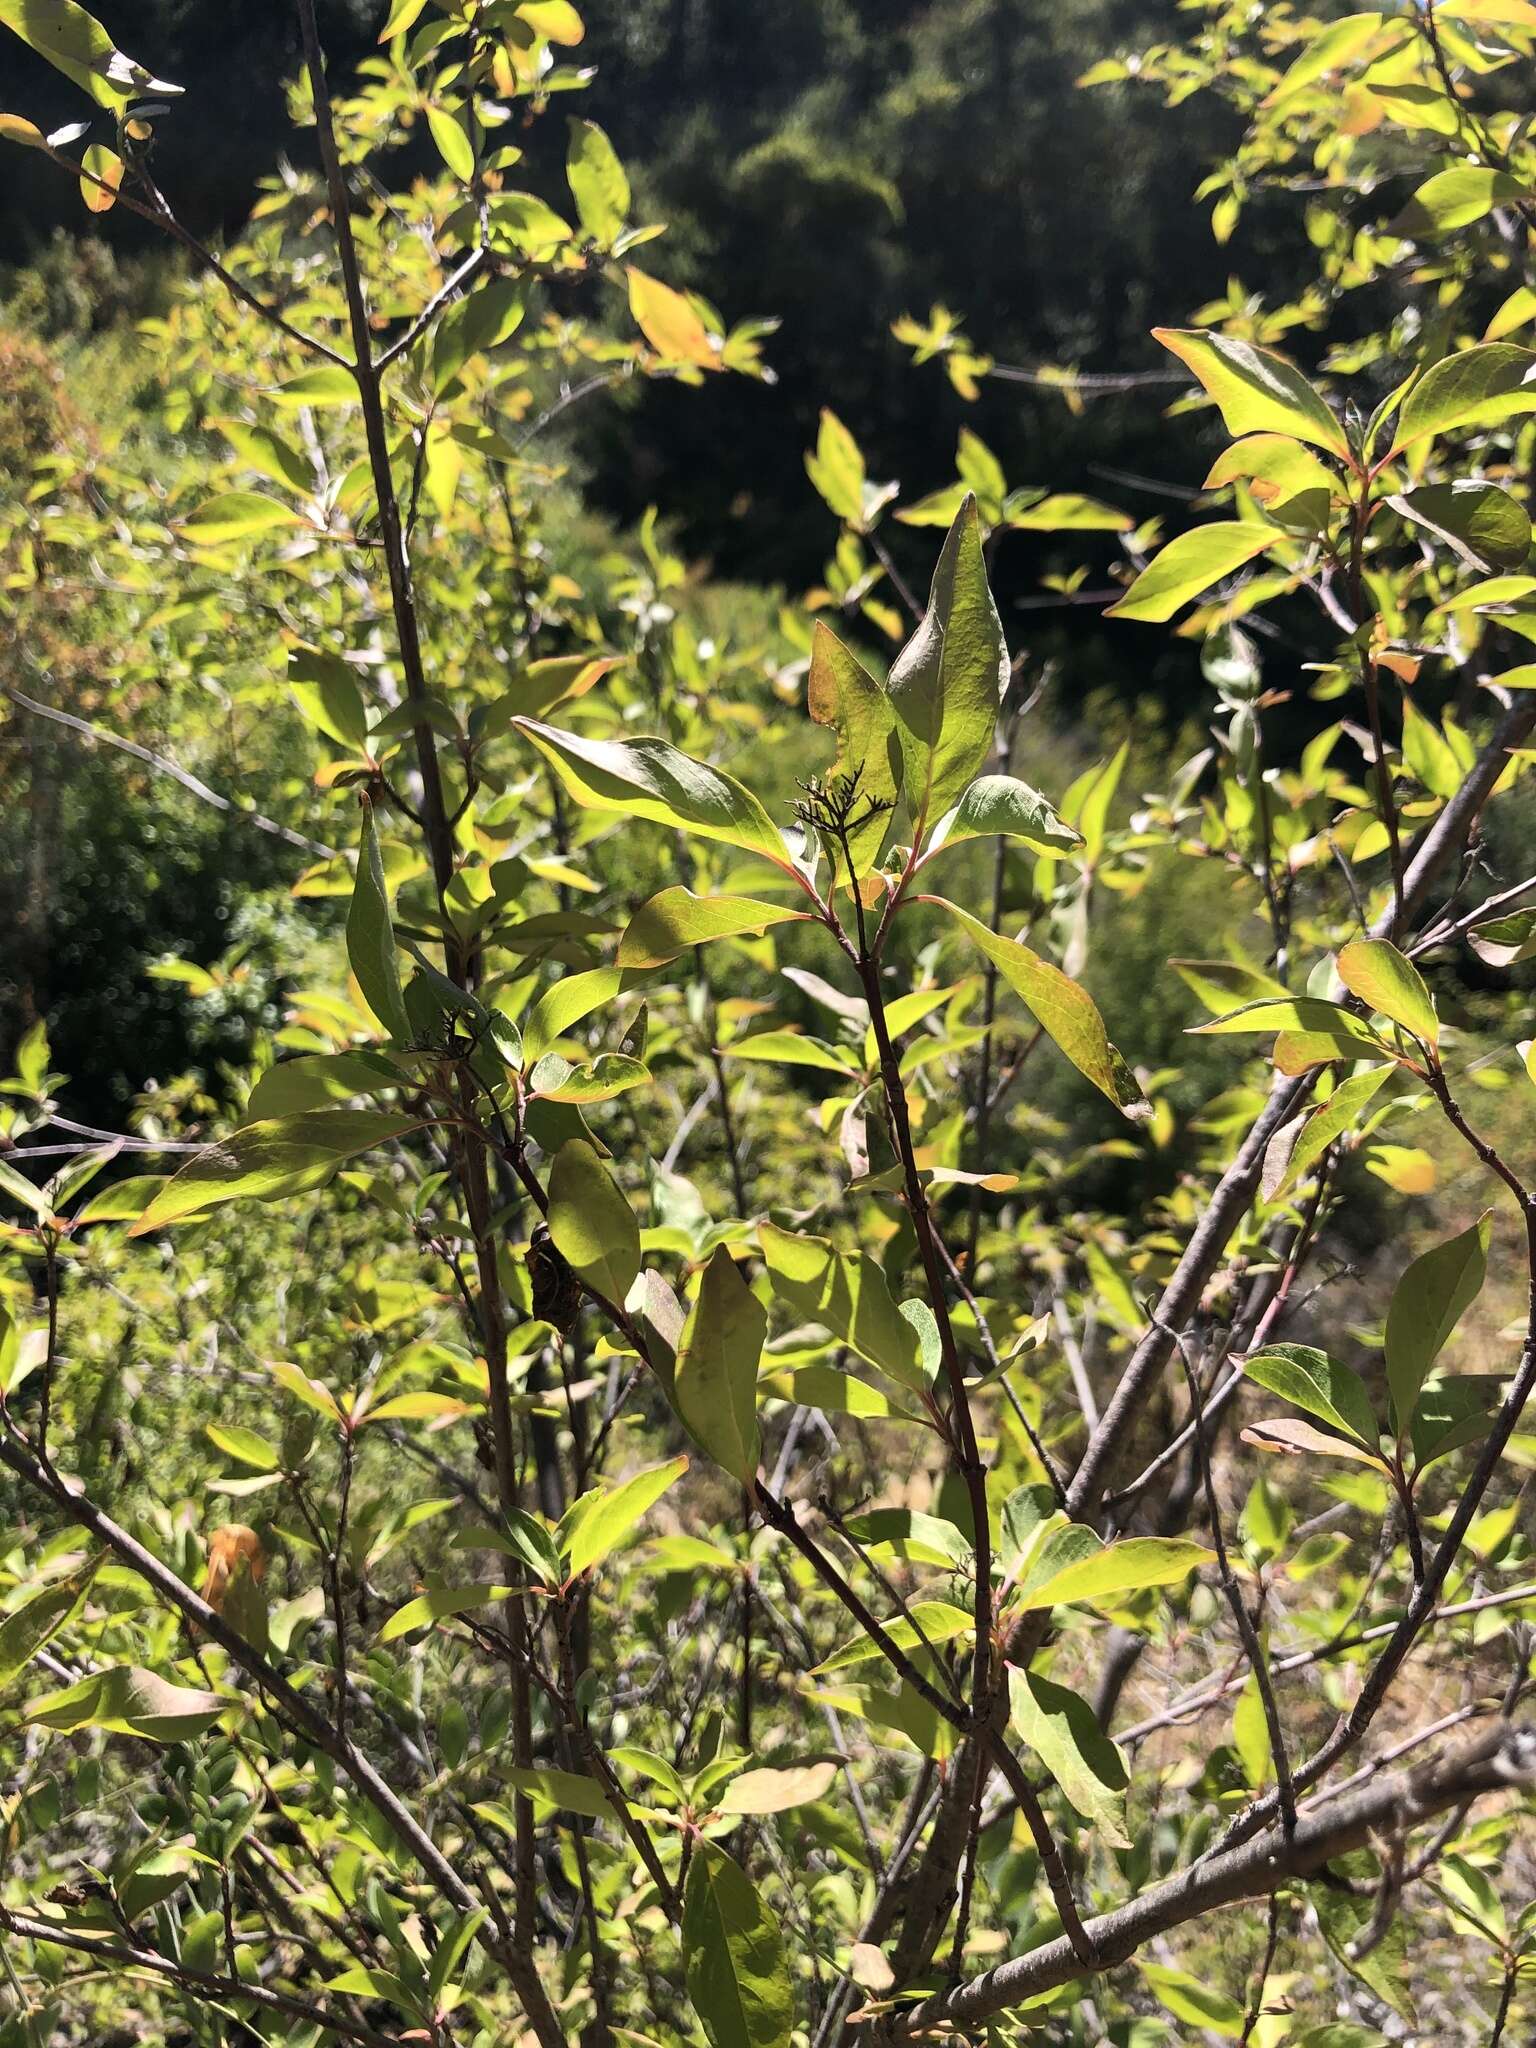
left=683, top=1843, right=795, bottom=2048
left=885, top=495, right=1006, bottom=836
left=1154, top=327, right=1350, bottom=459
left=559, top=1455, right=688, bottom=1579
left=1336, top=938, right=1438, bottom=1047
left=1008, top=1665, right=1130, bottom=1845
left=347, top=803, right=411, bottom=1041
left=1384, top=1214, right=1491, bottom=1432
left=129, top=1110, right=424, bottom=1235
left=1105, top=521, right=1279, bottom=623
left=806, top=623, right=899, bottom=872
left=1391, top=343, right=1536, bottom=454
left=931, top=897, right=1148, bottom=1117
left=548, top=1139, right=641, bottom=1305
left=25, top=1665, right=228, bottom=1743
left=513, top=717, right=789, bottom=868
left=1242, top=1342, right=1379, bottom=1450
left=670, top=1247, right=765, bottom=1484
left=617, top=888, right=809, bottom=968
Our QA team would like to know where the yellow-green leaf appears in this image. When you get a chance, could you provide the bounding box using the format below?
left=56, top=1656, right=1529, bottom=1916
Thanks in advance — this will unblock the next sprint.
left=931, top=897, right=1148, bottom=1116
left=548, top=1139, right=640, bottom=1304
left=1336, top=937, right=1438, bottom=1046
left=1105, top=521, right=1278, bottom=623
left=671, top=1247, right=765, bottom=1484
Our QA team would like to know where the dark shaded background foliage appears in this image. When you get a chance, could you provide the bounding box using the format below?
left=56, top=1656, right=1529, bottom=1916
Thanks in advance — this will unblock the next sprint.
left=0, top=0, right=1339, bottom=1120
left=1, top=0, right=1271, bottom=592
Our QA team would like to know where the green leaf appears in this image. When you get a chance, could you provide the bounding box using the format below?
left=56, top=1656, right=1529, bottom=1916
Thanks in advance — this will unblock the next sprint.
left=1268, top=1065, right=1390, bottom=1199
left=894, top=480, right=971, bottom=528
left=1242, top=1343, right=1379, bottom=1449
left=1007, top=491, right=1130, bottom=532
left=921, top=774, right=1082, bottom=861
left=805, top=408, right=867, bottom=525
left=617, top=889, right=809, bottom=969
left=715, top=1760, right=838, bottom=1815
left=682, top=1843, right=794, bottom=2048
left=0, top=0, right=180, bottom=106
left=245, top=1050, right=401, bottom=1122
left=885, top=495, right=1007, bottom=834
left=1140, top=1961, right=1245, bottom=2037
left=455, top=1508, right=563, bottom=1585
left=25, top=1665, right=227, bottom=1742
left=1012, top=1535, right=1212, bottom=1614
left=0, top=1155, right=46, bottom=1216
left=1409, top=1375, right=1506, bottom=1472
left=0, top=1555, right=99, bottom=1690
left=721, top=1031, right=857, bottom=1075
left=129, top=1111, right=423, bottom=1234
left=1007, top=1666, right=1130, bottom=1845
left=761, top=1363, right=923, bottom=1424
left=930, top=897, right=1148, bottom=1116
left=487, top=1767, right=618, bottom=1820
left=378, top=1584, right=506, bottom=1643
left=1189, top=995, right=1385, bottom=1051
left=1384, top=1213, right=1491, bottom=1431
left=671, top=1247, right=765, bottom=1484
left=1392, top=165, right=1531, bottom=238
left=267, top=365, right=358, bottom=409
left=1391, top=481, right=1531, bottom=573
left=524, top=968, right=622, bottom=1063
left=1469, top=907, right=1536, bottom=967
left=806, top=623, right=900, bottom=874
left=559, top=1455, right=688, bottom=1578
left=177, top=491, right=302, bottom=545
left=548, top=1139, right=641, bottom=1304
left=1153, top=327, right=1350, bottom=459
left=1105, top=521, right=1278, bottom=623
left=427, top=103, right=474, bottom=181
left=514, top=718, right=790, bottom=868
left=377, top=0, right=430, bottom=38
left=1170, top=957, right=1290, bottom=1013
left=759, top=1222, right=929, bottom=1393
left=1336, top=938, right=1438, bottom=1046
left=566, top=118, right=628, bottom=238
left=1309, top=1858, right=1415, bottom=2021
left=347, top=805, right=411, bottom=1041
left=840, top=1508, right=973, bottom=1569
left=205, top=1424, right=280, bottom=1472
left=288, top=648, right=370, bottom=751
left=1391, top=344, right=1536, bottom=454
left=475, top=655, right=618, bottom=739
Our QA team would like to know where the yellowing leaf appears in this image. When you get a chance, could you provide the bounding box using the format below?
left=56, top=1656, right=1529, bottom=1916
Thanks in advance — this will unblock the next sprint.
left=627, top=266, right=718, bottom=368
left=931, top=897, right=1147, bottom=1116
left=79, top=141, right=121, bottom=212
left=715, top=1760, right=838, bottom=1815
left=1336, top=937, right=1438, bottom=1046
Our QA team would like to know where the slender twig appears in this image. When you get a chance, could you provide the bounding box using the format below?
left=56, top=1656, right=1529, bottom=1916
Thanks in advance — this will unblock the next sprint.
left=3, top=684, right=337, bottom=859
